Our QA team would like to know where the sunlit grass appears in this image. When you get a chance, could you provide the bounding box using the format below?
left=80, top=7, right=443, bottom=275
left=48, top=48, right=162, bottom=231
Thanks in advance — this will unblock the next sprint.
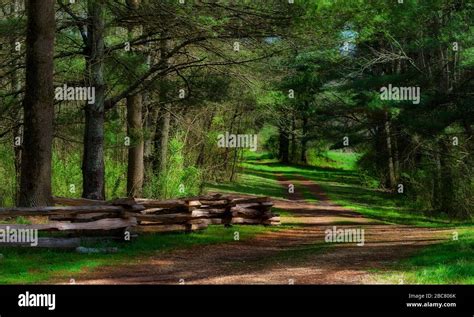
left=372, top=229, right=474, bottom=284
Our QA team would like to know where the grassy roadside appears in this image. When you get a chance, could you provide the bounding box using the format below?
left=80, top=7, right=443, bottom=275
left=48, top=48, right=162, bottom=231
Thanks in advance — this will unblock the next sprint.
left=371, top=229, right=474, bottom=284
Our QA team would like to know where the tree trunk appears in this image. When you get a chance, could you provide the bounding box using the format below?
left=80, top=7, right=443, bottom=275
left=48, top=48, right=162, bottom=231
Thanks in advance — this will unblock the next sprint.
left=290, top=114, right=296, bottom=163
left=126, top=0, right=144, bottom=197
left=197, top=108, right=215, bottom=167
left=438, top=139, right=455, bottom=216
left=127, top=94, right=144, bottom=197
left=19, top=0, right=55, bottom=207
left=223, top=109, right=239, bottom=170
left=393, top=125, right=400, bottom=181
left=153, top=34, right=171, bottom=174
left=279, top=125, right=289, bottom=164
left=10, top=0, right=23, bottom=205
left=82, top=0, right=106, bottom=200
left=384, top=110, right=396, bottom=189
left=300, top=115, right=308, bottom=163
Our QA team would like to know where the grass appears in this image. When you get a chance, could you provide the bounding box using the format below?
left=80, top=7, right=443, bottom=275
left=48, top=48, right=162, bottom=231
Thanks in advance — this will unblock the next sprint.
left=207, top=165, right=286, bottom=199
left=0, top=224, right=286, bottom=284
left=372, top=229, right=474, bottom=284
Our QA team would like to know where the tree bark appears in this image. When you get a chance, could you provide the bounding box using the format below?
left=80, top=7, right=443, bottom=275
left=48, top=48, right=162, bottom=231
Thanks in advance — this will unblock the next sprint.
left=82, top=0, right=106, bottom=200
left=127, top=94, right=144, bottom=197
left=153, top=34, right=171, bottom=174
left=438, top=139, right=455, bottom=216
left=290, top=114, right=296, bottom=163
left=197, top=108, right=215, bottom=167
left=384, top=110, right=396, bottom=189
left=10, top=0, right=23, bottom=205
left=126, top=0, right=144, bottom=197
left=279, top=125, right=290, bottom=164
left=300, top=115, right=308, bottom=163
left=154, top=109, right=171, bottom=173
left=19, top=0, right=55, bottom=207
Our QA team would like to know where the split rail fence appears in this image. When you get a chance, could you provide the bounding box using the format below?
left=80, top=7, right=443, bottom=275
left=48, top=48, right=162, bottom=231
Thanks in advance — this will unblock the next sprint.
left=0, top=194, right=280, bottom=248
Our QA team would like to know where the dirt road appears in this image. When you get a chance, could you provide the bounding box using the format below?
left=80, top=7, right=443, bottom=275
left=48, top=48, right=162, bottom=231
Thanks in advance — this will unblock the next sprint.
left=68, top=175, right=452, bottom=284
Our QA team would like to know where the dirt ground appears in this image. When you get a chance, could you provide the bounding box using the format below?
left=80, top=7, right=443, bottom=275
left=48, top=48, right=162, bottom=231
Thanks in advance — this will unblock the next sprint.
left=64, top=175, right=452, bottom=285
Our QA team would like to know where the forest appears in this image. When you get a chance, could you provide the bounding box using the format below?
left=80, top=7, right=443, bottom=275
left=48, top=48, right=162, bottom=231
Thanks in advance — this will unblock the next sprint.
left=0, top=0, right=472, bottom=285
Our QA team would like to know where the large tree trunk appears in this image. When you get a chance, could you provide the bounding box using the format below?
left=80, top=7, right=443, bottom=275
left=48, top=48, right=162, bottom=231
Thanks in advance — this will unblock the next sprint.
left=153, top=35, right=171, bottom=174
left=127, top=94, right=144, bottom=196
left=82, top=0, right=106, bottom=200
left=19, top=0, right=55, bottom=207
left=126, top=0, right=144, bottom=197
left=10, top=0, right=23, bottom=205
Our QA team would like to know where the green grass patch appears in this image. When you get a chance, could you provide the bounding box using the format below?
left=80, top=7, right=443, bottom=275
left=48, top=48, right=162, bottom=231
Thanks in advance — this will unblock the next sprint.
left=307, top=149, right=360, bottom=171
left=207, top=163, right=286, bottom=199
left=372, top=229, right=474, bottom=284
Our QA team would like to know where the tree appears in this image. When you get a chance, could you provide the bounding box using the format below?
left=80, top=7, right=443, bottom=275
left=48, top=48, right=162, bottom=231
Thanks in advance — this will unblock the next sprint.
left=82, top=0, right=106, bottom=200
left=126, top=0, right=144, bottom=197
left=19, top=0, right=55, bottom=207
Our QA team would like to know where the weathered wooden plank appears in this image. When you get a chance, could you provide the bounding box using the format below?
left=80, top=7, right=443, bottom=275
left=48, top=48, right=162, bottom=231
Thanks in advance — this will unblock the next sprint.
left=234, top=203, right=263, bottom=209
left=0, top=237, right=81, bottom=249
left=230, top=217, right=263, bottom=224
left=208, top=218, right=222, bottom=224
left=107, top=197, right=137, bottom=206
left=134, top=198, right=187, bottom=209
left=230, top=196, right=270, bottom=206
left=262, top=216, right=281, bottom=225
left=0, top=205, right=124, bottom=218
left=52, top=197, right=107, bottom=206
left=231, top=207, right=262, bottom=218
left=49, top=212, right=114, bottom=222
left=136, top=224, right=187, bottom=233
left=126, top=212, right=194, bottom=224
left=0, top=217, right=137, bottom=231
left=187, top=219, right=211, bottom=225
left=187, top=200, right=202, bottom=207
left=188, top=222, right=209, bottom=231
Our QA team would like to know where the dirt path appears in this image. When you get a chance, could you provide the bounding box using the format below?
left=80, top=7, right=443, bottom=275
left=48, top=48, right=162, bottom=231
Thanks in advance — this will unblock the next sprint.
left=68, top=175, right=453, bottom=285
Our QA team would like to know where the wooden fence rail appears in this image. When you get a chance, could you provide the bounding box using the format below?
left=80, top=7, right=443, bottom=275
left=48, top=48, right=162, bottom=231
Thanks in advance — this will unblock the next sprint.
left=0, top=194, right=280, bottom=248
